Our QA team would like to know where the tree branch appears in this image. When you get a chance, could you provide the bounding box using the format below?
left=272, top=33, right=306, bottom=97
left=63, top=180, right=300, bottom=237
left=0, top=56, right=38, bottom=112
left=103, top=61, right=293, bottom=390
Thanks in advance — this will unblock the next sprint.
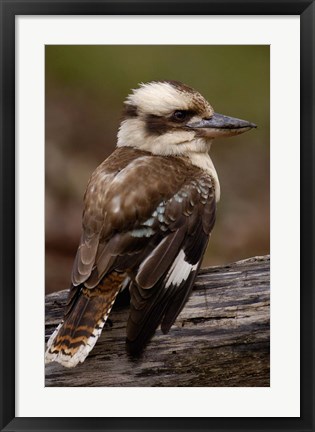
left=45, top=255, right=270, bottom=387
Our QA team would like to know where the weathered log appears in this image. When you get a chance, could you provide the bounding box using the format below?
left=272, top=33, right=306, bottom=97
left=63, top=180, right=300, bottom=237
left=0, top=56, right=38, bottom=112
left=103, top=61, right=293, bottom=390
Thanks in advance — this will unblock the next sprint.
left=45, top=255, right=270, bottom=387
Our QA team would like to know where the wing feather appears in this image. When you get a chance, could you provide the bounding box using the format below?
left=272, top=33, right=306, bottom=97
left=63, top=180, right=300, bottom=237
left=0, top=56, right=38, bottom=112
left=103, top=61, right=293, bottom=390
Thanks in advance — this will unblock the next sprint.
left=126, top=176, right=216, bottom=351
left=135, top=226, right=186, bottom=289
left=67, top=147, right=216, bottom=353
left=72, top=232, right=100, bottom=286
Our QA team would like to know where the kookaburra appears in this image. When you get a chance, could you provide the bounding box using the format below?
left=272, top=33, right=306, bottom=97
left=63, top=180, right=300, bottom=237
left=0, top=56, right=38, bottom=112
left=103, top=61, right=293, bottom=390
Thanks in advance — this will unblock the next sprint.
left=45, top=80, right=256, bottom=367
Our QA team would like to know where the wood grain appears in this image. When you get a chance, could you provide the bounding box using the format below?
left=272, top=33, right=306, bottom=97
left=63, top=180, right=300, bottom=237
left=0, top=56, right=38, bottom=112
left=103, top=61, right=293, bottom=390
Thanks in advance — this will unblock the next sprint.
left=45, top=255, right=270, bottom=387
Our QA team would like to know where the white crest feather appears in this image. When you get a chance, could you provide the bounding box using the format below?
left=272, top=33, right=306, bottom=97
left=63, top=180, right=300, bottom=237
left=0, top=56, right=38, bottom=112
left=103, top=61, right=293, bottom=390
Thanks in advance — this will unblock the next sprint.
left=126, top=81, right=192, bottom=116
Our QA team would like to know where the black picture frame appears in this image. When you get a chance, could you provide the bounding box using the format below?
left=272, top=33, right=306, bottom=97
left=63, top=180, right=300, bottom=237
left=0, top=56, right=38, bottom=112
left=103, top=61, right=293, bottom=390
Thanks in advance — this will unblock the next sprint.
left=0, top=1, right=314, bottom=431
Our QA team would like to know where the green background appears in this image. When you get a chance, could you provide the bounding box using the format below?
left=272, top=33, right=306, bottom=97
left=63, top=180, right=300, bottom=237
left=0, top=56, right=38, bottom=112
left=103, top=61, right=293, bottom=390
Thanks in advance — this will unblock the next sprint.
left=45, top=45, right=270, bottom=294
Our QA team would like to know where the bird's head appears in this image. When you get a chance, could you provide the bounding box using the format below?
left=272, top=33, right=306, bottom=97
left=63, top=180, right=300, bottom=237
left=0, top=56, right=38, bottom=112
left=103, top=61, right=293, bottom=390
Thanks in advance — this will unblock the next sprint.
left=117, top=80, right=256, bottom=156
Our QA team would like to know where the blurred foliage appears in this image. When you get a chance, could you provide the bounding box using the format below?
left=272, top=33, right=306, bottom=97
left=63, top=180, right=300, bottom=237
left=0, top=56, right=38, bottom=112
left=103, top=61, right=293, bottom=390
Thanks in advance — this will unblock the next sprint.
left=46, top=45, right=269, bottom=293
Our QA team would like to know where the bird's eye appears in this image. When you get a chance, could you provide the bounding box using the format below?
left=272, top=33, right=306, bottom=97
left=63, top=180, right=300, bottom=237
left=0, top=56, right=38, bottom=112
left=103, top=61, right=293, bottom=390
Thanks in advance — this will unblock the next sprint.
left=172, top=110, right=188, bottom=122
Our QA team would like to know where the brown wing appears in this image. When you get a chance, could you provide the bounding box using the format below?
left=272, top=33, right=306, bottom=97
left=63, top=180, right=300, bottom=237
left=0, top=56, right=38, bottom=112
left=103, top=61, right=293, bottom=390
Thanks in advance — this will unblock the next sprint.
left=72, top=147, right=211, bottom=287
left=71, top=147, right=149, bottom=287
left=68, top=147, right=215, bottom=351
left=126, top=174, right=216, bottom=352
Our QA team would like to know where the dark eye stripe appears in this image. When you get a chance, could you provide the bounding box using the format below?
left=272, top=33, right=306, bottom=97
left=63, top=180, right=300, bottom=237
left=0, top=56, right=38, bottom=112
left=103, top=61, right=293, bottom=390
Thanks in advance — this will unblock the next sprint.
left=145, top=111, right=196, bottom=136
left=145, top=115, right=170, bottom=135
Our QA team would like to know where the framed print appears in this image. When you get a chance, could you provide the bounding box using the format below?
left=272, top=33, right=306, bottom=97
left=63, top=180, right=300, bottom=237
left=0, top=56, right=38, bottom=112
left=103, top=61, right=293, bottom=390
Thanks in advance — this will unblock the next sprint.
left=1, top=1, right=314, bottom=431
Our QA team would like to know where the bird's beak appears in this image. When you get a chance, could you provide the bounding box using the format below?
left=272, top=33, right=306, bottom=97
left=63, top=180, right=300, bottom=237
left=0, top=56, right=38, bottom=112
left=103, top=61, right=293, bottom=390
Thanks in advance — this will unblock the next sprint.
left=186, top=112, right=257, bottom=138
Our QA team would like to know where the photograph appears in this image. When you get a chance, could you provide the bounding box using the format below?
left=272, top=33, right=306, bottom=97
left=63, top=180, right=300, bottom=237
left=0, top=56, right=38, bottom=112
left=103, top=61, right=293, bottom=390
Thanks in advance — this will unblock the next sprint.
left=44, top=45, right=270, bottom=387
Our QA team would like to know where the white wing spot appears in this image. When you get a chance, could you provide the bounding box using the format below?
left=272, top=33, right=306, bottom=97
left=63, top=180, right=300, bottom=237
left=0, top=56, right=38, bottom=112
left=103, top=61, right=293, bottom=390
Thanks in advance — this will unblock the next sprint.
left=143, top=217, right=155, bottom=227
left=166, top=249, right=198, bottom=288
left=157, top=214, right=165, bottom=223
left=157, top=203, right=166, bottom=214
left=131, top=227, right=155, bottom=238
left=174, top=194, right=184, bottom=203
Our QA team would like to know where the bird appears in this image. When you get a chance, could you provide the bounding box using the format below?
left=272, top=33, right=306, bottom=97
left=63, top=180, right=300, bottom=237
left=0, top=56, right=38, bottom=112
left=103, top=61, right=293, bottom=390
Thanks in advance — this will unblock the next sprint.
left=45, top=80, right=256, bottom=368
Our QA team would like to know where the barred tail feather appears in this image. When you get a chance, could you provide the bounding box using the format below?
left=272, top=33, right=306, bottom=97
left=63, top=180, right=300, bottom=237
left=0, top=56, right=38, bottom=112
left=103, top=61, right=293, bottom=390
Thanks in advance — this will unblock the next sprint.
left=45, top=273, right=124, bottom=368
